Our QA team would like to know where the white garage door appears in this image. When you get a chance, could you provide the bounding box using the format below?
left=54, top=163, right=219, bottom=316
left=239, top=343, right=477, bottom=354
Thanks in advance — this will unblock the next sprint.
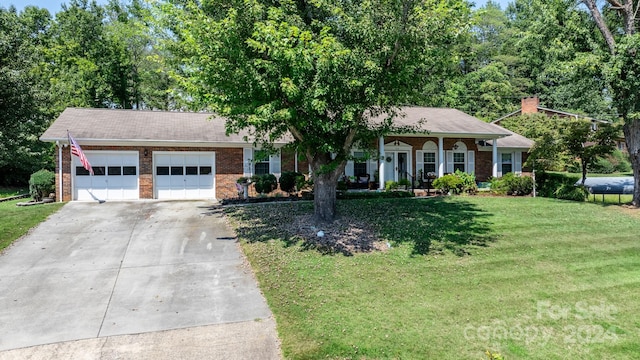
left=73, top=151, right=139, bottom=201
left=154, top=152, right=215, bottom=199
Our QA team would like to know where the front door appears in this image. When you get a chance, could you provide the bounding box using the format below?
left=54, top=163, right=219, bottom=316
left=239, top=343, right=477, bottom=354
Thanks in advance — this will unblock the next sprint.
left=384, top=151, right=409, bottom=182
left=398, top=152, right=408, bottom=180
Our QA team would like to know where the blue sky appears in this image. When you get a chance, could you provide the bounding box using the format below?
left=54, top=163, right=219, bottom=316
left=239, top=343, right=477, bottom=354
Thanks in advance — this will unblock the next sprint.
left=4, top=0, right=513, bottom=15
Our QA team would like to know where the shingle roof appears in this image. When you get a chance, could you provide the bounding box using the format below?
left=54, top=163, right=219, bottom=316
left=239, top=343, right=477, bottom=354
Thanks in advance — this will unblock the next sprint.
left=41, top=107, right=529, bottom=147
left=40, top=108, right=256, bottom=144
left=487, top=126, right=535, bottom=148
left=370, top=107, right=512, bottom=138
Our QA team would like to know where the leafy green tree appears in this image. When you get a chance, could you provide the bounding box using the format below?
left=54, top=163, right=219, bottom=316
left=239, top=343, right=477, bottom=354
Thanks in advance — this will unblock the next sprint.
left=0, top=6, right=55, bottom=185
left=561, top=119, right=617, bottom=185
left=499, top=114, right=569, bottom=170
left=583, top=0, right=640, bottom=206
left=156, top=0, right=470, bottom=222
left=44, top=0, right=111, bottom=110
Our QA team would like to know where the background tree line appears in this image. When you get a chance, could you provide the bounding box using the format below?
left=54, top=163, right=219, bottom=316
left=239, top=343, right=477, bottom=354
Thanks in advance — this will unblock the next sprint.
left=1, top=0, right=637, bottom=207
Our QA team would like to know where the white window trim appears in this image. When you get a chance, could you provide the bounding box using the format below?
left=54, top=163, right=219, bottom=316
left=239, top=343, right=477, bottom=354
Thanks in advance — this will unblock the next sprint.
left=243, top=148, right=281, bottom=178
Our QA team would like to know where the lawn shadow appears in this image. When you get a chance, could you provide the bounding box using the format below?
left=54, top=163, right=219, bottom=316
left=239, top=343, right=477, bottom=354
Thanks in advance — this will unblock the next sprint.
left=362, top=197, right=497, bottom=256
left=221, top=197, right=497, bottom=256
left=221, top=202, right=312, bottom=248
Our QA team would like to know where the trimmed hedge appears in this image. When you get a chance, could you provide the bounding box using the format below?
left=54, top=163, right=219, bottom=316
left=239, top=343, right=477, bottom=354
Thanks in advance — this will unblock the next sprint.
left=29, top=169, right=55, bottom=201
left=491, top=173, right=533, bottom=196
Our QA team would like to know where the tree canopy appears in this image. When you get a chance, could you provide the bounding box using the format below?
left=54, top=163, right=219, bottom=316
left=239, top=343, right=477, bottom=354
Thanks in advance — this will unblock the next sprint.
left=156, top=0, right=471, bottom=221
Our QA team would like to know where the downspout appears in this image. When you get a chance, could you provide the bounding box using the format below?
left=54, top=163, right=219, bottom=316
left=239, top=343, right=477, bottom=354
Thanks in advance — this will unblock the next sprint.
left=378, top=136, right=385, bottom=190
left=57, top=141, right=63, bottom=202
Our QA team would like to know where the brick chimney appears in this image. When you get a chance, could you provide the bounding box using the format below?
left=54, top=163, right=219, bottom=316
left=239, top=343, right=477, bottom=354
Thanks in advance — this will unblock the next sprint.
left=521, top=96, right=540, bottom=114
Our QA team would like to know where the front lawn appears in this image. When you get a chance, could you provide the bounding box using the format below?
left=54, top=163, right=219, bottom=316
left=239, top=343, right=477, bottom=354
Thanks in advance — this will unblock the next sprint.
left=226, top=197, right=640, bottom=359
left=0, top=199, right=64, bottom=252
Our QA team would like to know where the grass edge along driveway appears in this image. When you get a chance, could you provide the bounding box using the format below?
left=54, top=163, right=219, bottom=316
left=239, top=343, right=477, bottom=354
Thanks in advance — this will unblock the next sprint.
left=226, top=197, right=640, bottom=360
left=0, top=199, right=64, bottom=252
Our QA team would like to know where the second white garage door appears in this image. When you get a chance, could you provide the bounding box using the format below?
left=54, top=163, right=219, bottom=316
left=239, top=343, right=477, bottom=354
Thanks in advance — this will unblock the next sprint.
left=154, top=152, right=216, bottom=199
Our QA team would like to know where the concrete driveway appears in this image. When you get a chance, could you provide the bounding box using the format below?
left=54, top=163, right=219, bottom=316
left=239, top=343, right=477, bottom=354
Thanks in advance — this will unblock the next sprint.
left=0, top=201, right=280, bottom=359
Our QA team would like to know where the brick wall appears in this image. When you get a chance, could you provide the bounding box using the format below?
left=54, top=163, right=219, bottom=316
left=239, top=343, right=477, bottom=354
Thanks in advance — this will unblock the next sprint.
left=476, top=151, right=493, bottom=181
left=521, top=96, right=540, bottom=114
left=57, top=140, right=517, bottom=201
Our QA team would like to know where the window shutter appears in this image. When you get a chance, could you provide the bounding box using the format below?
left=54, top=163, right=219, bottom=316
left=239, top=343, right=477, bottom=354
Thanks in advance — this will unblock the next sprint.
left=345, top=160, right=354, bottom=177
left=446, top=151, right=454, bottom=174
left=270, top=152, right=281, bottom=178
left=514, top=151, right=522, bottom=174
left=243, top=148, right=253, bottom=177
left=416, top=151, right=424, bottom=178
left=369, top=158, right=377, bottom=178
left=467, top=151, right=475, bottom=174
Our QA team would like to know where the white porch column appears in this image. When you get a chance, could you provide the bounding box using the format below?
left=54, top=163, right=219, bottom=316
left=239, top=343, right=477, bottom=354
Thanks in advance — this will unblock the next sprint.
left=294, top=150, right=298, bottom=172
left=492, top=140, right=498, bottom=178
left=378, top=136, right=385, bottom=190
left=438, top=137, right=444, bottom=177
left=57, top=141, right=63, bottom=202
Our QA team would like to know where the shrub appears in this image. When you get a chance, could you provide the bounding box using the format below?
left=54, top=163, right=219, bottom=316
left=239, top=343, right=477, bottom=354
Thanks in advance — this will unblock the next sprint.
left=535, top=172, right=580, bottom=198
left=455, top=170, right=478, bottom=194
left=279, top=171, right=303, bottom=193
left=337, top=180, right=348, bottom=191
left=555, top=184, right=589, bottom=201
left=252, top=174, right=277, bottom=194
left=397, top=178, right=412, bottom=188
left=491, top=173, right=533, bottom=196
left=29, top=169, right=55, bottom=201
left=433, top=174, right=462, bottom=194
left=385, top=180, right=399, bottom=191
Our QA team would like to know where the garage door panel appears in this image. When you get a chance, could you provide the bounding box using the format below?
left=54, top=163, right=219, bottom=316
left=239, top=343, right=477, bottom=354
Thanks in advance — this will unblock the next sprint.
left=154, top=152, right=215, bottom=199
left=73, top=151, right=139, bottom=201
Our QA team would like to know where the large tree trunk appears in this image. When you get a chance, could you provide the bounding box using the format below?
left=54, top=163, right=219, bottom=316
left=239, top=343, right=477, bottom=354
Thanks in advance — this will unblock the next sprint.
left=309, top=154, right=347, bottom=223
left=624, top=119, right=640, bottom=206
left=314, top=171, right=339, bottom=223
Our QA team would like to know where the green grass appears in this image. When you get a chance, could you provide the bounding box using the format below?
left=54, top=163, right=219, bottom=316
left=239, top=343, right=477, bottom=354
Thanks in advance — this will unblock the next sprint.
left=0, top=199, right=64, bottom=252
left=586, top=194, right=634, bottom=205
left=559, top=171, right=633, bottom=178
left=226, top=197, right=640, bottom=359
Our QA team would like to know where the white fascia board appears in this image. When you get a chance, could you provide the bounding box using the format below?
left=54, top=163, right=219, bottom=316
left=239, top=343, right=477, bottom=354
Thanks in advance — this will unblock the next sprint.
left=40, top=138, right=289, bottom=148
left=391, top=132, right=509, bottom=139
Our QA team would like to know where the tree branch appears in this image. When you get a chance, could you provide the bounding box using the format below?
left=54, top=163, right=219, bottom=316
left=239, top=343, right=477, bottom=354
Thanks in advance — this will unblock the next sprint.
left=584, top=0, right=617, bottom=53
left=386, top=0, right=412, bottom=68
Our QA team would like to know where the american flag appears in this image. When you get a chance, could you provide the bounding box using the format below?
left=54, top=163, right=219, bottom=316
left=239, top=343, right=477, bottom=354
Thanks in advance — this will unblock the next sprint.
left=68, top=132, right=93, bottom=175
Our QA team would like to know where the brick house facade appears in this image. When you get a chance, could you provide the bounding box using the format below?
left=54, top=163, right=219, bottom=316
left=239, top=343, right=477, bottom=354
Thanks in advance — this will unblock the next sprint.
left=42, top=107, right=532, bottom=202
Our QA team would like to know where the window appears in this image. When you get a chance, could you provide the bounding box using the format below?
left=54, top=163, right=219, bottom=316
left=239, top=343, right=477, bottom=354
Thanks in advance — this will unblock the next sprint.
left=200, top=166, right=212, bottom=175
left=353, top=151, right=367, bottom=175
left=453, top=152, right=465, bottom=172
left=123, top=166, right=137, bottom=175
left=253, top=150, right=270, bottom=175
left=171, top=167, right=183, bottom=175
left=157, top=166, right=169, bottom=175
left=108, top=166, right=121, bottom=176
left=185, top=166, right=198, bottom=175
left=423, top=152, right=436, bottom=174
left=76, top=166, right=90, bottom=176
left=92, top=166, right=106, bottom=176
left=501, top=153, right=512, bottom=175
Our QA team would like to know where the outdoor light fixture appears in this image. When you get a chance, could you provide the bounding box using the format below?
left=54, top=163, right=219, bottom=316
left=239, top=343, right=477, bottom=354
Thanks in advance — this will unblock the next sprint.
left=144, top=149, right=148, bottom=156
